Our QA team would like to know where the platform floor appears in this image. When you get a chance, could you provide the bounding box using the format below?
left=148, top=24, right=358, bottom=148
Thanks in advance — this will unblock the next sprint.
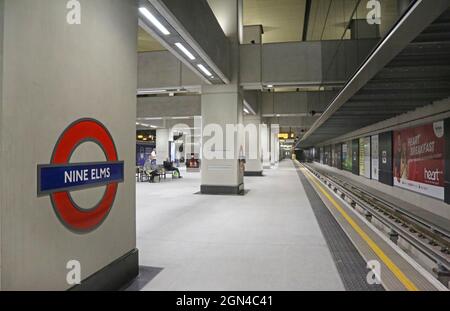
left=135, top=161, right=345, bottom=291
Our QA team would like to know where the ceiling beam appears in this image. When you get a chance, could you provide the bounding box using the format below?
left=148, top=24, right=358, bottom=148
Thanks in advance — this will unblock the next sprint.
left=302, top=0, right=312, bottom=42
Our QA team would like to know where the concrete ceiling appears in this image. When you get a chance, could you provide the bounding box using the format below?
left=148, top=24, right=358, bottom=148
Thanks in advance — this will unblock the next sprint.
left=138, top=26, right=165, bottom=52
left=243, top=0, right=307, bottom=43
left=137, top=0, right=400, bottom=50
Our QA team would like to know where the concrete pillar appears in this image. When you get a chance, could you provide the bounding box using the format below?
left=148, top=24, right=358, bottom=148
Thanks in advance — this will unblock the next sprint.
left=271, top=124, right=280, bottom=167
left=156, top=129, right=170, bottom=164
left=201, top=0, right=245, bottom=195
left=0, top=0, right=138, bottom=290
left=243, top=115, right=263, bottom=176
left=261, top=123, right=271, bottom=169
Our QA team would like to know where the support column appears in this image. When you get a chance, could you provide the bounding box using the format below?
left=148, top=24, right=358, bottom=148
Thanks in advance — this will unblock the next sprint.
left=0, top=0, right=138, bottom=290
left=156, top=128, right=170, bottom=165
left=201, top=0, right=244, bottom=195
left=270, top=124, right=280, bottom=167
left=243, top=115, right=263, bottom=176
left=261, top=123, right=271, bottom=169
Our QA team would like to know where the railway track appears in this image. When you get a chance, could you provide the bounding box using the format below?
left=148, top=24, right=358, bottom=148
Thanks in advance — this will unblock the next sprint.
left=301, top=162, right=450, bottom=288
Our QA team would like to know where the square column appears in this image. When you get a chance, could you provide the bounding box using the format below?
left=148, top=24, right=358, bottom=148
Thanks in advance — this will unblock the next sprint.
left=243, top=115, right=263, bottom=176
left=0, top=0, right=138, bottom=290
left=260, top=123, right=271, bottom=169
left=201, top=85, right=245, bottom=194
left=271, top=124, right=280, bottom=167
left=200, top=0, right=244, bottom=195
left=156, top=128, right=170, bottom=165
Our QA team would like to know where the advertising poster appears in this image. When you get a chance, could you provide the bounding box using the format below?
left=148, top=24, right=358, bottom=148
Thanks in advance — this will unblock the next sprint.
left=393, top=121, right=446, bottom=200
left=371, top=135, right=379, bottom=180
left=359, top=137, right=371, bottom=179
left=342, top=142, right=352, bottom=172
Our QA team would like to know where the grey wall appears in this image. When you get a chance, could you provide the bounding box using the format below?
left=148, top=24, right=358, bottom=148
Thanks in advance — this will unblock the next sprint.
left=0, top=0, right=137, bottom=290
left=137, top=95, right=201, bottom=118
left=240, top=44, right=261, bottom=86
left=261, top=91, right=334, bottom=116
left=139, top=40, right=377, bottom=89
left=243, top=25, right=262, bottom=44
left=321, top=39, right=378, bottom=83
left=138, top=51, right=202, bottom=89
left=262, top=42, right=322, bottom=85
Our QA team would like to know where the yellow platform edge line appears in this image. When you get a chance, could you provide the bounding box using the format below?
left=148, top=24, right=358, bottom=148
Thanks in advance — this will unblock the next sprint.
left=300, top=166, right=419, bottom=292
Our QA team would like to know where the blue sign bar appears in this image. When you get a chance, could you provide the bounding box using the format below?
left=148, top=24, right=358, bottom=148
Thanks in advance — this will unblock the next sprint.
left=38, top=161, right=124, bottom=196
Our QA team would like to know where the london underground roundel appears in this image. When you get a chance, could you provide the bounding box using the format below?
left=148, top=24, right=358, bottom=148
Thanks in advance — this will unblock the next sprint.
left=37, top=119, right=124, bottom=233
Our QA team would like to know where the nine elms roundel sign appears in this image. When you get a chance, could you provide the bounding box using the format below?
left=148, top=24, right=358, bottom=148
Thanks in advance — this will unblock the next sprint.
left=37, top=118, right=124, bottom=233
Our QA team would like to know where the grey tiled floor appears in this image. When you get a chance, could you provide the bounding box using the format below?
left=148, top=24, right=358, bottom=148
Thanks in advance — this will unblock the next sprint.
left=136, top=161, right=345, bottom=291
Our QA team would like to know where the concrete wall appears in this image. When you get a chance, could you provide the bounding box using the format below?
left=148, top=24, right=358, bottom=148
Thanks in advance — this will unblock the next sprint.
left=262, top=42, right=322, bottom=85
left=261, top=92, right=334, bottom=117
left=139, top=40, right=377, bottom=89
left=265, top=116, right=318, bottom=128
left=240, top=44, right=261, bottom=87
left=243, top=25, right=262, bottom=44
left=0, top=0, right=137, bottom=290
left=321, top=39, right=378, bottom=83
left=138, top=51, right=202, bottom=89
left=137, top=95, right=201, bottom=118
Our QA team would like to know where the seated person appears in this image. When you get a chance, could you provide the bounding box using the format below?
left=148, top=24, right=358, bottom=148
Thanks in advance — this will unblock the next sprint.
left=144, top=157, right=159, bottom=183
left=163, top=158, right=182, bottom=178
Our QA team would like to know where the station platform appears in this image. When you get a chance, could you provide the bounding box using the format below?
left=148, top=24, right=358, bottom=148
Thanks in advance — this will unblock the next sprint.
left=134, top=161, right=347, bottom=291
left=130, top=160, right=449, bottom=291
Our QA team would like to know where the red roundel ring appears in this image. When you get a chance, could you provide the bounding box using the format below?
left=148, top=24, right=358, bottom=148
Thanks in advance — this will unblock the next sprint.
left=50, top=119, right=119, bottom=232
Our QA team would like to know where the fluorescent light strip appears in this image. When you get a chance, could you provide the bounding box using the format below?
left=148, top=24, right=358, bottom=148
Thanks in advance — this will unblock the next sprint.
left=175, top=42, right=196, bottom=60
left=197, top=64, right=212, bottom=77
left=139, top=7, right=170, bottom=36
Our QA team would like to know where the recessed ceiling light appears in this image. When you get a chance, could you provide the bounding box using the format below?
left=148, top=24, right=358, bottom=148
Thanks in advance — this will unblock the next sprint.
left=267, top=85, right=274, bottom=88
left=139, top=8, right=170, bottom=36
left=175, top=42, right=196, bottom=60
left=197, top=64, right=212, bottom=76
left=243, top=108, right=249, bottom=114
